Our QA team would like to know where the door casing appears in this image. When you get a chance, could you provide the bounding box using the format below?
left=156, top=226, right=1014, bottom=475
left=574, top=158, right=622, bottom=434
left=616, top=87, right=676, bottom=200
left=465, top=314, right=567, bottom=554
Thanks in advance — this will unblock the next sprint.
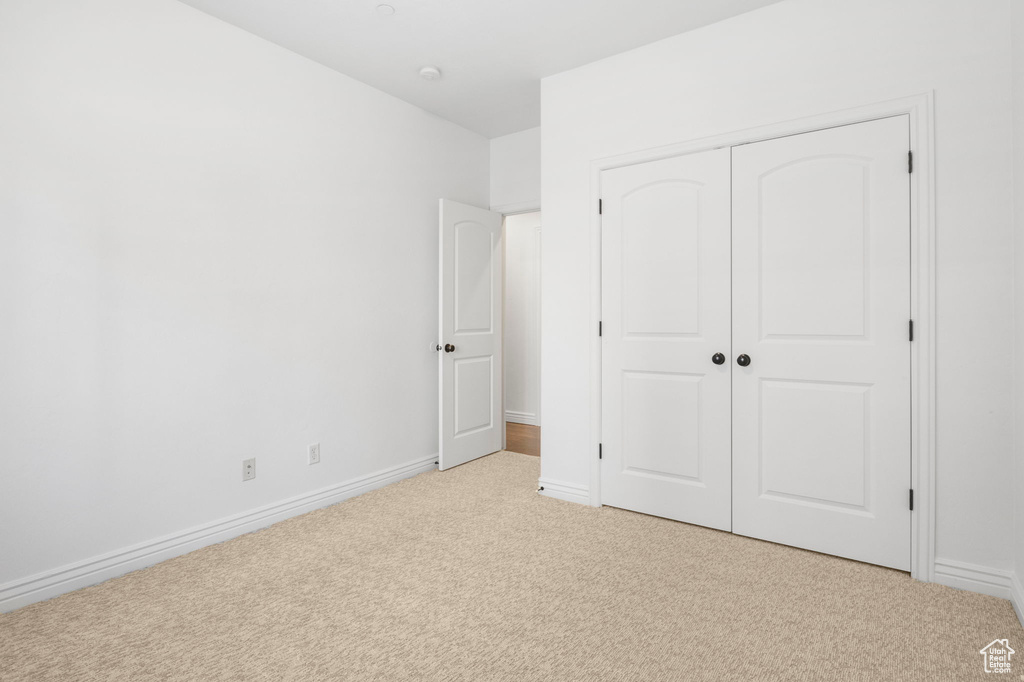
left=587, top=93, right=936, bottom=582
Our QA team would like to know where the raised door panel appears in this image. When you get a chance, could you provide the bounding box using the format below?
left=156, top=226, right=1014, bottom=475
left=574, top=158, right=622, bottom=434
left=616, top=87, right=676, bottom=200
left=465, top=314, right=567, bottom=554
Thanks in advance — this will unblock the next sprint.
left=621, top=371, right=702, bottom=482
left=455, top=222, right=494, bottom=334
left=454, top=356, right=493, bottom=436
left=759, top=379, right=870, bottom=511
left=759, top=158, right=869, bottom=340
left=622, top=182, right=702, bottom=337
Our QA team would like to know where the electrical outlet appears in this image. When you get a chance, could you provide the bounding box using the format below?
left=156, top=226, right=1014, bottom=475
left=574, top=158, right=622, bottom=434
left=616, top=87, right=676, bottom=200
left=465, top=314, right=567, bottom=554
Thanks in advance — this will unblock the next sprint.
left=308, top=443, right=320, bottom=465
left=242, top=458, right=256, bottom=481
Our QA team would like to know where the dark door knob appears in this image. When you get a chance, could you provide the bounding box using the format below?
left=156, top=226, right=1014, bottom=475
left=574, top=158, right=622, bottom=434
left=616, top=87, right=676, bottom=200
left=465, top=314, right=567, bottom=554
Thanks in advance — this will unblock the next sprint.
left=444, top=343, right=456, bottom=353
left=712, top=353, right=725, bottom=365
left=736, top=354, right=751, bottom=367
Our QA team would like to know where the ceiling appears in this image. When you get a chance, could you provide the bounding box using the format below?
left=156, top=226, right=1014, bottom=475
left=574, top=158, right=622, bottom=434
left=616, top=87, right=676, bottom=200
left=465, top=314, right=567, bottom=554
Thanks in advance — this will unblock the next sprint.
left=177, top=0, right=783, bottom=138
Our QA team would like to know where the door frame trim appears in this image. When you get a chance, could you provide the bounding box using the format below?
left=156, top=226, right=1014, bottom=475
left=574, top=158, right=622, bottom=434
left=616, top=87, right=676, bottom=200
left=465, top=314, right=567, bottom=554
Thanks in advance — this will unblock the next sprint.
left=587, top=93, right=936, bottom=582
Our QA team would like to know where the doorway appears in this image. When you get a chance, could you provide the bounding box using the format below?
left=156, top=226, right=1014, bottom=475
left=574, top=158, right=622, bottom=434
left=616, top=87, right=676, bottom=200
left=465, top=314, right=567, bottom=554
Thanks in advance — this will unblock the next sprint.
left=437, top=202, right=541, bottom=469
left=503, top=211, right=541, bottom=457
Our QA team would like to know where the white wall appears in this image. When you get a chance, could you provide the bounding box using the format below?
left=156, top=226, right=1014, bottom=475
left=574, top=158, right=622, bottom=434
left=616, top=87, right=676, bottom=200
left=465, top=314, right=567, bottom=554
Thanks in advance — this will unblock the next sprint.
left=490, top=127, right=541, bottom=212
left=1013, top=0, right=1024, bottom=621
left=0, top=0, right=488, bottom=608
left=541, top=0, right=1015, bottom=580
left=504, top=212, right=542, bottom=426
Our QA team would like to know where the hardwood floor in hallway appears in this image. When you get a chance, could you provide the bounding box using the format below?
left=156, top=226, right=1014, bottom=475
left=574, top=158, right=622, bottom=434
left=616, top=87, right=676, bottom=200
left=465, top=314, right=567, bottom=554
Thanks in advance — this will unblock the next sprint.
left=505, top=422, right=539, bottom=457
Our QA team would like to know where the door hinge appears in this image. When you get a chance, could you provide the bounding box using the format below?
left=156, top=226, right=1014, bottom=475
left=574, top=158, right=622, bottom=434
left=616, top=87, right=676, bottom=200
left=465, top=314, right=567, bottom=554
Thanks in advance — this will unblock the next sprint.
left=598, top=320, right=603, bottom=337
left=909, top=488, right=914, bottom=511
left=908, top=150, right=913, bottom=174
left=598, top=199, right=603, bottom=215
left=909, top=319, right=914, bottom=342
left=598, top=443, right=603, bottom=460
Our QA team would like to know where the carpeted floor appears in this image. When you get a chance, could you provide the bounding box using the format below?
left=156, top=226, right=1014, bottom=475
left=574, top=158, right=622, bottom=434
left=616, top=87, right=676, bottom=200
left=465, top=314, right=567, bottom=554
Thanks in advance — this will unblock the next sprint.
left=1, top=452, right=1020, bottom=681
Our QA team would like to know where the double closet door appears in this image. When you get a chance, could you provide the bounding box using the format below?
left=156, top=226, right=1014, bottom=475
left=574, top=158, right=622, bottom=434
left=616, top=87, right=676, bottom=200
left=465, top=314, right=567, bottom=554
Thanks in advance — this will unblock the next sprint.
left=600, top=116, right=912, bottom=571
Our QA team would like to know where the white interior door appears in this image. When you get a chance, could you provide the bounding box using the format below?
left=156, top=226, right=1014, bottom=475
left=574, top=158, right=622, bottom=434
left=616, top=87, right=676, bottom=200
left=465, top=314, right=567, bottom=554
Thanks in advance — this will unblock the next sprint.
left=600, top=148, right=732, bottom=531
left=439, top=199, right=503, bottom=471
left=731, top=116, right=911, bottom=570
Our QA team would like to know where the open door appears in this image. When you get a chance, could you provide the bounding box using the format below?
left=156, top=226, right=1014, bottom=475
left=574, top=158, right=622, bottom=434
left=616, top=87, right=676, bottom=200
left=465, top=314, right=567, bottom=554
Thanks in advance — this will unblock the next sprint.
left=438, top=199, right=503, bottom=470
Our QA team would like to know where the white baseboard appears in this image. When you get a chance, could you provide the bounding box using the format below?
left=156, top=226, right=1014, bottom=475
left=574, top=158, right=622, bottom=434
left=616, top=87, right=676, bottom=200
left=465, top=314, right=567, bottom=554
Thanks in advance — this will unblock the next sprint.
left=932, top=557, right=1014, bottom=600
left=0, top=454, right=438, bottom=613
left=1011, top=571, right=1024, bottom=629
left=538, top=477, right=589, bottom=505
left=505, top=410, right=539, bottom=426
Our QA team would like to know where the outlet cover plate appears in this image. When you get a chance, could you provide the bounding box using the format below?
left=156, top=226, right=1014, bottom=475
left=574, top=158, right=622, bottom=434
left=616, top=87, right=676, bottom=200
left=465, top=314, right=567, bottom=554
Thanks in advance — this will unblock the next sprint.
left=243, top=458, right=256, bottom=481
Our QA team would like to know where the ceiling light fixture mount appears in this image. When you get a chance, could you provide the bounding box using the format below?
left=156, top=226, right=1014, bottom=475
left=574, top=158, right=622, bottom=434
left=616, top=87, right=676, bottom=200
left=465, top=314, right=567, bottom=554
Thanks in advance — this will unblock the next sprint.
left=419, top=66, right=442, bottom=81
left=375, top=4, right=395, bottom=16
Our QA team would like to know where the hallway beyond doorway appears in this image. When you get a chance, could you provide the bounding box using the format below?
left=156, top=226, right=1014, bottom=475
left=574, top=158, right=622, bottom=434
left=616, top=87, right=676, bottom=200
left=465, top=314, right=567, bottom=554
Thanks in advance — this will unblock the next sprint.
left=506, top=422, right=539, bottom=457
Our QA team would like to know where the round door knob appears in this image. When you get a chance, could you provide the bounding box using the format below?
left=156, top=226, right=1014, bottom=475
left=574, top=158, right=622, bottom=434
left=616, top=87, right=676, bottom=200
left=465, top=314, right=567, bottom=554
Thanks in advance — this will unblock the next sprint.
left=711, top=353, right=725, bottom=365
left=444, top=343, right=456, bottom=353
left=736, top=354, right=751, bottom=367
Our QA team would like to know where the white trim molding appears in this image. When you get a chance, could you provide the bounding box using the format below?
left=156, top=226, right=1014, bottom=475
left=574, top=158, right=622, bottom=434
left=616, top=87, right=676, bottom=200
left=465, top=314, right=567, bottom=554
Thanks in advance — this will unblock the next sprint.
left=505, top=410, right=539, bottom=426
left=538, top=477, right=590, bottom=505
left=491, top=201, right=541, bottom=216
left=1011, top=572, right=1024, bottom=629
left=587, top=93, right=937, bottom=584
left=0, top=455, right=438, bottom=613
left=932, top=558, right=1014, bottom=600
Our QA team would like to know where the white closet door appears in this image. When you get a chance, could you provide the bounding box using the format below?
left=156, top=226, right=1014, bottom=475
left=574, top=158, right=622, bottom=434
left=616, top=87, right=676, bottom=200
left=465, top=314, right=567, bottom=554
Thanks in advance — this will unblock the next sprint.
left=731, top=116, right=911, bottom=570
left=601, top=148, right=732, bottom=530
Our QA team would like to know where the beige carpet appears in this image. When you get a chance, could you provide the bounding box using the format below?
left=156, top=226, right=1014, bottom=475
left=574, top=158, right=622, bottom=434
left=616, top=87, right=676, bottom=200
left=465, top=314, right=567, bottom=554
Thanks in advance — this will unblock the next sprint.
left=1, top=452, right=1020, bottom=681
